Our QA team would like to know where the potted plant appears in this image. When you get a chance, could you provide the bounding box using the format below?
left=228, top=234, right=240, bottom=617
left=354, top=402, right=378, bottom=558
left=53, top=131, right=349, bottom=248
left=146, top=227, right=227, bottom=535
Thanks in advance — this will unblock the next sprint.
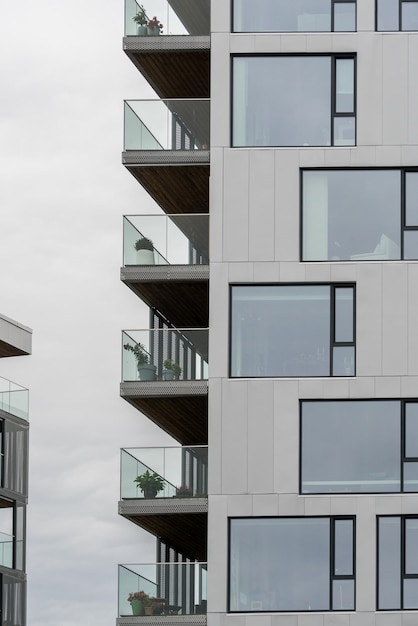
left=147, top=16, right=163, bottom=35
left=128, top=590, right=151, bottom=616
left=134, top=470, right=165, bottom=498
left=135, top=236, right=155, bottom=265
left=175, top=485, right=193, bottom=498
left=162, top=358, right=182, bottom=381
left=123, top=341, right=156, bottom=381
left=132, top=5, right=148, bottom=35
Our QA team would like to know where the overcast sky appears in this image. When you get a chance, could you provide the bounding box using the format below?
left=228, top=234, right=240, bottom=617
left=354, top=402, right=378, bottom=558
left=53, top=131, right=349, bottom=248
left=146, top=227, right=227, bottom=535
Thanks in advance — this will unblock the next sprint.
left=0, top=2, right=175, bottom=624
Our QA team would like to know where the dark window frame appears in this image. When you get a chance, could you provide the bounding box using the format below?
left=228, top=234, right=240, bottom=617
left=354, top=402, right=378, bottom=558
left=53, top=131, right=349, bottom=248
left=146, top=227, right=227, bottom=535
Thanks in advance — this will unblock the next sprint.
left=228, top=516, right=356, bottom=613
left=231, top=0, right=357, bottom=33
left=229, top=283, right=356, bottom=379
left=376, top=0, right=418, bottom=31
left=231, top=54, right=356, bottom=148
left=300, top=398, right=418, bottom=495
left=300, top=167, right=418, bottom=262
left=377, top=515, right=418, bottom=610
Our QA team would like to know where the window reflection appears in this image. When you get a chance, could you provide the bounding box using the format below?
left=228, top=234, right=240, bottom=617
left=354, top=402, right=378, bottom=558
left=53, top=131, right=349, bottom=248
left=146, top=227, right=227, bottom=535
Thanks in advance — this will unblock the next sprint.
left=302, top=170, right=403, bottom=261
left=233, top=0, right=355, bottom=32
left=230, top=517, right=355, bottom=612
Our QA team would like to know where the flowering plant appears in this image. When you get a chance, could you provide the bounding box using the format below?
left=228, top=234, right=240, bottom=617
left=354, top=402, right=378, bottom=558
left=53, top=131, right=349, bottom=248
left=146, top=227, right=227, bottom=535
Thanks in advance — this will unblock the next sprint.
left=176, top=485, right=193, bottom=496
left=123, top=342, right=149, bottom=365
left=128, top=590, right=151, bottom=605
left=148, top=16, right=163, bottom=32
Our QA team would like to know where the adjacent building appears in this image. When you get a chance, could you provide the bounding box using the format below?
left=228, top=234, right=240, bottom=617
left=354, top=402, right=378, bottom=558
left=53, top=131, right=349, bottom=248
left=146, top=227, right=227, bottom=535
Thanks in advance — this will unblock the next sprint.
left=0, top=312, right=31, bottom=625
left=118, top=2, right=418, bottom=625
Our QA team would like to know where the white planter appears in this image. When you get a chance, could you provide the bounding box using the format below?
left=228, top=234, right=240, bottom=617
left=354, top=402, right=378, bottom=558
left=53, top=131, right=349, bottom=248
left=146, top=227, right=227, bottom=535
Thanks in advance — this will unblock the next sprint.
left=136, top=25, right=147, bottom=35
left=136, top=249, right=155, bottom=265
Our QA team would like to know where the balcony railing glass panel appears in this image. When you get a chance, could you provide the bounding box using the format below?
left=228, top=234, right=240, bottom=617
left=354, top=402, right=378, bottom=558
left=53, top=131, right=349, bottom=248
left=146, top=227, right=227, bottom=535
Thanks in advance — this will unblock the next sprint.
left=124, top=100, right=210, bottom=151
left=119, top=562, right=207, bottom=617
left=123, top=214, right=209, bottom=266
left=121, top=446, right=208, bottom=499
left=0, top=376, right=29, bottom=421
left=125, top=0, right=210, bottom=36
left=122, top=329, right=208, bottom=382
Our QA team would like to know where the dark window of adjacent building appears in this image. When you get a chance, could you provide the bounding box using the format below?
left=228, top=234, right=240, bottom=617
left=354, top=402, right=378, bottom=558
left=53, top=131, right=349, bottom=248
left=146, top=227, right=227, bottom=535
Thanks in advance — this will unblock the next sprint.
left=230, top=284, right=355, bottom=378
left=0, top=498, right=25, bottom=572
left=229, top=517, right=355, bottom=612
left=302, top=169, right=418, bottom=261
left=232, top=0, right=356, bottom=32
left=301, top=400, right=418, bottom=494
left=377, top=0, right=418, bottom=30
left=232, top=55, right=356, bottom=147
left=1, top=573, right=26, bottom=625
left=378, top=516, right=418, bottom=609
left=1, top=419, right=28, bottom=498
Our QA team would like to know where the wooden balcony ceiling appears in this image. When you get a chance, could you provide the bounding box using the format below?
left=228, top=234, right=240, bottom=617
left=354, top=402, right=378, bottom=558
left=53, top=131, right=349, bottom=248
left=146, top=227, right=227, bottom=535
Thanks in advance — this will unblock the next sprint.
left=123, top=512, right=207, bottom=561
left=125, top=48, right=209, bottom=100
left=123, top=280, right=209, bottom=329
left=0, top=340, right=28, bottom=358
left=122, top=394, right=208, bottom=446
left=125, top=164, right=209, bottom=215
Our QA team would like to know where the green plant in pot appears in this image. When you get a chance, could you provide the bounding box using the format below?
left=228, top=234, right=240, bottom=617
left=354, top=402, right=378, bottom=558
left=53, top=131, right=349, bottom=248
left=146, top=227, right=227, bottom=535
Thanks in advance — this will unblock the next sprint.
left=123, top=341, right=156, bottom=381
left=163, top=358, right=182, bottom=381
left=134, top=470, right=165, bottom=498
left=128, top=590, right=151, bottom=616
left=134, top=236, right=155, bottom=265
left=132, top=5, right=148, bottom=35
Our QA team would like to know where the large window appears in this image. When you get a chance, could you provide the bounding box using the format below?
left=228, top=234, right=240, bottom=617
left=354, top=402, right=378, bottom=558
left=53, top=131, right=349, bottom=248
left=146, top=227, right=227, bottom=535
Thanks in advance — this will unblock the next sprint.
left=233, top=0, right=356, bottom=32
left=232, top=55, right=355, bottom=147
left=378, top=516, right=418, bottom=609
left=377, top=0, right=418, bottom=30
left=301, top=400, right=418, bottom=494
left=302, top=169, right=418, bottom=261
left=229, top=517, right=355, bottom=612
left=230, top=285, right=355, bottom=377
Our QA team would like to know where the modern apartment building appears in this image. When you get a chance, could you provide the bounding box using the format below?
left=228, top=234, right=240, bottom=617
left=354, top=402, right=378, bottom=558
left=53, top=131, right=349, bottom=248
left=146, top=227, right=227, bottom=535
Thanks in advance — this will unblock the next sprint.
left=0, top=313, right=31, bottom=625
left=118, top=1, right=418, bottom=625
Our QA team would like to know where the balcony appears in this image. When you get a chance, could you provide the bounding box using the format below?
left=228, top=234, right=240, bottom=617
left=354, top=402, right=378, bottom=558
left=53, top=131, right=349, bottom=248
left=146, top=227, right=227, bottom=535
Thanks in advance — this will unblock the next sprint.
left=118, top=562, right=207, bottom=625
left=0, top=314, right=32, bottom=358
left=121, top=330, right=208, bottom=444
left=123, top=100, right=210, bottom=214
left=121, top=215, right=209, bottom=327
left=119, top=446, right=207, bottom=559
left=0, top=377, right=29, bottom=421
left=123, top=0, right=210, bottom=98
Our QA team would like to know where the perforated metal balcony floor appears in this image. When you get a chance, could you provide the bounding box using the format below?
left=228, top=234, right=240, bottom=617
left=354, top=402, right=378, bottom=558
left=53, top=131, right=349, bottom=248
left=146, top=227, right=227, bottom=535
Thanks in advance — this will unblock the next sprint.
left=119, top=497, right=207, bottom=561
left=120, top=380, right=208, bottom=445
left=123, top=37, right=210, bottom=99
left=117, top=615, right=206, bottom=626
left=121, top=265, right=209, bottom=328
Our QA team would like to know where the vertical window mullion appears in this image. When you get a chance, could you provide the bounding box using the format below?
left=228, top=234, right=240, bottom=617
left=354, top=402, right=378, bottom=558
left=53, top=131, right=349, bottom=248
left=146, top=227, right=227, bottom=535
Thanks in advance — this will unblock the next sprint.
left=331, top=57, right=336, bottom=146
left=401, top=169, right=406, bottom=259
left=400, top=0, right=403, bottom=30
left=401, top=401, right=406, bottom=492
left=330, top=286, right=336, bottom=375
left=330, top=517, right=335, bottom=609
left=331, top=0, right=335, bottom=32
left=401, top=517, right=406, bottom=608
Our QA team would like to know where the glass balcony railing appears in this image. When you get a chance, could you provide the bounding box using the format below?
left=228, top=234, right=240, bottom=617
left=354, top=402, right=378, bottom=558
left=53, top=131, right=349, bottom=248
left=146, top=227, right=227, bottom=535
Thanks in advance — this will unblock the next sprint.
left=119, top=562, right=207, bottom=618
left=124, top=0, right=210, bottom=36
left=124, top=100, right=210, bottom=151
left=121, top=446, right=208, bottom=500
left=123, top=214, right=209, bottom=266
left=122, top=329, right=208, bottom=382
left=0, top=376, right=29, bottom=420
